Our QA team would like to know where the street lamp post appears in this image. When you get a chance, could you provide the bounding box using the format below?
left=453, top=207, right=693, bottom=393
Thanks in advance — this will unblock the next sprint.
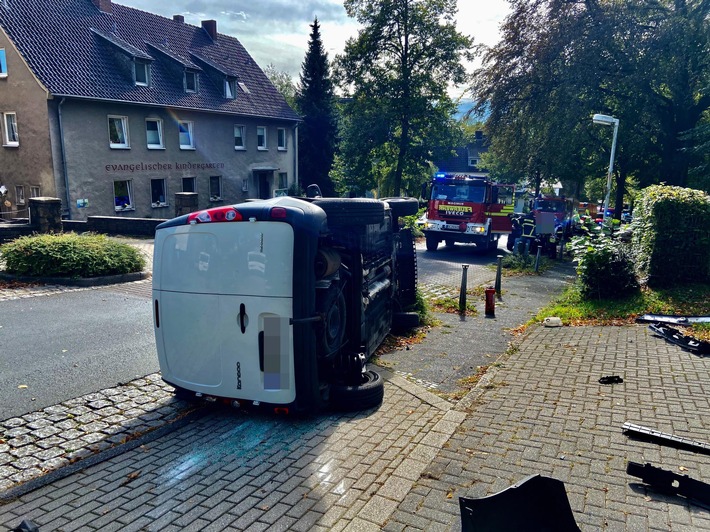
left=592, top=113, right=619, bottom=224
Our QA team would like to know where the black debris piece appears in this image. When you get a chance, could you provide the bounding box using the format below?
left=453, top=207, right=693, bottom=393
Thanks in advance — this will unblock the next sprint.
left=599, top=375, right=623, bottom=385
left=459, top=474, right=580, bottom=531
left=636, top=314, right=710, bottom=325
left=627, top=462, right=710, bottom=510
left=12, top=520, right=39, bottom=532
left=648, top=323, right=710, bottom=356
left=622, top=422, right=710, bottom=455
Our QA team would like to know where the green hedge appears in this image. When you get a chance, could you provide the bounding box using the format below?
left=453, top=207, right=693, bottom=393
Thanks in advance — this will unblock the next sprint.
left=570, top=234, right=639, bottom=299
left=631, top=185, right=710, bottom=287
left=0, top=232, right=146, bottom=278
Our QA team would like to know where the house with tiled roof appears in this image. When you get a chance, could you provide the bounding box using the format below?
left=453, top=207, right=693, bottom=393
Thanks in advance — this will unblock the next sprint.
left=0, top=0, right=300, bottom=220
left=433, top=131, right=489, bottom=178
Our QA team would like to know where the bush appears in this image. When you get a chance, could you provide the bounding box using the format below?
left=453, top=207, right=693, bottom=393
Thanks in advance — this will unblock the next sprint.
left=631, top=185, right=710, bottom=287
left=0, top=232, right=146, bottom=278
left=570, top=233, right=638, bottom=299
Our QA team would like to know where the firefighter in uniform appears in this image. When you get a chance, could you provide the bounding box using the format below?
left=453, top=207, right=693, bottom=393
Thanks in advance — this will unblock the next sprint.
left=517, top=213, right=536, bottom=255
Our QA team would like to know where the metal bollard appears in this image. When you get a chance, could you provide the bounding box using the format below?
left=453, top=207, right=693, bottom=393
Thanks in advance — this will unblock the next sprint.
left=534, top=246, right=542, bottom=272
left=495, top=255, right=503, bottom=298
left=459, top=264, right=469, bottom=314
left=485, top=286, right=496, bottom=317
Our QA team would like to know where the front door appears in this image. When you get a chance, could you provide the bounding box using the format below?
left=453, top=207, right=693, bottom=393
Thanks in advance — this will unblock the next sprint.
left=258, top=172, right=272, bottom=200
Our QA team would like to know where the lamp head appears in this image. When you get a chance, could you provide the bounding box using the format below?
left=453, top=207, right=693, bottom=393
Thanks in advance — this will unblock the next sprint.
left=592, top=113, right=618, bottom=126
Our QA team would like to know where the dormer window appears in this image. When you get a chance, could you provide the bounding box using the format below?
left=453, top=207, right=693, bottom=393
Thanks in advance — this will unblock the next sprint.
left=134, top=60, right=150, bottom=86
left=185, top=70, right=198, bottom=93
left=225, top=78, right=237, bottom=99
left=0, top=49, right=7, bottom=78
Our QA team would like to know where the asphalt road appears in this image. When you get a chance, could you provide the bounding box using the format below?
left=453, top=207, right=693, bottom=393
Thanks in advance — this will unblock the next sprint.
left=0, top=239, right=504, bottom=421
left=0, top=287, right=158, bottom=419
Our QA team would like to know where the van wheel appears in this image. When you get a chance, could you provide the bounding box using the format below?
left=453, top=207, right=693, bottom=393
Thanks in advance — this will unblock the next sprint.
left=383, top=197, right=419, bottom=218
left=425, top=234, right=439, bottom=251
left=392, top=312, right=420, bottom=333
left=317, top=286, right=347, bottom=358
left=313, top=198, right=385, bottom=226
left=172, top=385, right=195, bottom=401
left=330, top=370, right=384, bottom=411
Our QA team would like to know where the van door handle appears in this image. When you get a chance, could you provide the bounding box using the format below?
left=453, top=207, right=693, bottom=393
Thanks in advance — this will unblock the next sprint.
left=238, top=303, right=247, bottom=334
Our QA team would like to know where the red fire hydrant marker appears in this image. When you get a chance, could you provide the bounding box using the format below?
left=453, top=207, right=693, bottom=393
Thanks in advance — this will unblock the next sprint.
left=485, top=287, right=496, bottom=317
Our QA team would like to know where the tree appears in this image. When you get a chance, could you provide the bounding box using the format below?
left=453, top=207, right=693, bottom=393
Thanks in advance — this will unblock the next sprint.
left=264, top=64, right=296, bottom=109
left=335, top=0, right=473, bottom=196
left=471, top=0, right=710, bottom=213
left=295, top=18, right=338, bottom=197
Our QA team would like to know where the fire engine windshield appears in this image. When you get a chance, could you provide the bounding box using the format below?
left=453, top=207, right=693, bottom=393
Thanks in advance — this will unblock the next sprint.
left=431, top=184, right=485, bottom=203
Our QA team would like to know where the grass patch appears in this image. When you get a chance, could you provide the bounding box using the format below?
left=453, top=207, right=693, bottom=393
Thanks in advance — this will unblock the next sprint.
left=535, top=281, right=710, bottom=326
left=494, top=253, right=554, bottom=275
left=429, top=296, right=477, bottom=316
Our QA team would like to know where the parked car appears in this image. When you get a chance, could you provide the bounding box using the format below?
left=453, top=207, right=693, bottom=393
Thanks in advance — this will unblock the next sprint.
left=152, top=194, right=420, bottom=414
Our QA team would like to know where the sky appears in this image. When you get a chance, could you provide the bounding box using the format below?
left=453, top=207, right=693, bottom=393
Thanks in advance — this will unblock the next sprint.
left=116, top=0, right=511, bottom=98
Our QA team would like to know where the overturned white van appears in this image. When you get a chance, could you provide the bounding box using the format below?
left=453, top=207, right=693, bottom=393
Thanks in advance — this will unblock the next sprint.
left=152, top=195, right=419, bottom=413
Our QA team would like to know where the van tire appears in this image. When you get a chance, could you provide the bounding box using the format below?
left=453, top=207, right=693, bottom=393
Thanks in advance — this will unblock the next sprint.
left=392, top=311, right=420, bottom=333
left=329, top=370, right=384, bottom=411
left=313, top=198, right=384, bottom=226
left=425, top=234, right=439, bottom=251
left=383, top=197, right=419, bottom=218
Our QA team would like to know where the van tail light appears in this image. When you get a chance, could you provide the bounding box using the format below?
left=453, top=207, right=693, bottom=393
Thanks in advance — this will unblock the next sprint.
left=187, top=206, right=242, bottom=224
left=270, top=207, right=287, bottom=219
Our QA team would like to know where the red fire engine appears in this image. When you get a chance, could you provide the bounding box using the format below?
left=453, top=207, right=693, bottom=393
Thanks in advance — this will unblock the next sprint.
left=421, top=172, right=515, bottom=252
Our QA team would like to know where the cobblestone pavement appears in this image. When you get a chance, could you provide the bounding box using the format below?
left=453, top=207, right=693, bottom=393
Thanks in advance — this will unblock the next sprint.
left=3, top=238, right=709, bottom=530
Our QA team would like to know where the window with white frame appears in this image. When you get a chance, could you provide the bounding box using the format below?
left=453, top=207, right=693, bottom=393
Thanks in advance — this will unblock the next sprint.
left=225, top=78, right=236, bottom=99
left=146, top=118, right=164, bottom=149
left=108, top=115, right=129, bottom=148
left=151, top=178, right=168, bottom=207
left=278, top=172, right=288, bottom=189
left=0, top=49, right=7, bottom=77
left=134, top=61, right=150, bottom=86
left=277, top=128, right=287, bottom=150
left=184, top=70, right=198, bottom=93
left=15, top=185, right=24, bottom=205
left=113, top=180, right=133, bottom=211
left=178, top=121, right=194, bottom=149
left=182, top=177, right=196, bottom=193
left=209, top=176, right=222, bottom=201
left=234, top=125, right=245, bottom=150
left=468, top=158, right=478, bottom=167
left=30, top=186, right=40, bottom=198
left=257, top=126, right=267, bottom=150
left=2, top=112, right=18, bottom=146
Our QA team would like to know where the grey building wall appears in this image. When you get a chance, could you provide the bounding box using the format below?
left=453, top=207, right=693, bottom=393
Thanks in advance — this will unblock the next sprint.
left=0, top=30, right=55, bottom=219
left=58, top=99, right=297, bottom=219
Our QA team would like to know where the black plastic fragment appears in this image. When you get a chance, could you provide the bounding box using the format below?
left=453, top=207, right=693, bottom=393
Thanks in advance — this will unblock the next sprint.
left=627, top=462, right=710, bottom=509
left=459, top=474, right=580, bottom=531
left=12, top=520, right=39, bottom=532
left=622, top=422, right=710, bottom=455
left=648, top=323, right=710, bottom=356
left=599, top=375, right=623, bottom=385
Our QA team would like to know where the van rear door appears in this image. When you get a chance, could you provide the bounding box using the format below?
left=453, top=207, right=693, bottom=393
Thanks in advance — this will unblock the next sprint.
left=153, top=221, right=296, bottom=404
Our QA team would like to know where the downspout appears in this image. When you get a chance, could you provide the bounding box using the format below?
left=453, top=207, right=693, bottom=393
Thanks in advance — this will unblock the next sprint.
left=292, top=122, right=299, bottom=194
left=57, top=98, right=71, bottom=219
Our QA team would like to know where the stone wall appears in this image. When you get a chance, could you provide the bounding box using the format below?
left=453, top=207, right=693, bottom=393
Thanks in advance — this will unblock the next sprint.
left=0, top=197, right=169, bottom=243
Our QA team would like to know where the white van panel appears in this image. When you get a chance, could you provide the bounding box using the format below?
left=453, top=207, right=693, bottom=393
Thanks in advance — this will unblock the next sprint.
left=156, top=291, right=295, bottom=403
left=154, top=222, right=294, bottom=297
left=153, top=220, right=296, bottom=404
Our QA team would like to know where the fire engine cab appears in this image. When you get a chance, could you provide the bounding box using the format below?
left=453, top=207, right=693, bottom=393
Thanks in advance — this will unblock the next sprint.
left=421, top=172, right=514, bottom=252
